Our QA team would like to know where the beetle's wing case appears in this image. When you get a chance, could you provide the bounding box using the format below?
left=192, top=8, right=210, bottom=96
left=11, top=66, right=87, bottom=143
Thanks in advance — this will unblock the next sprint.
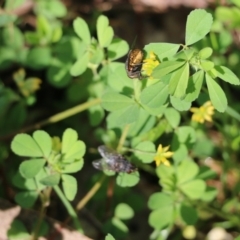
left=125, top=48, right=144, bottom=79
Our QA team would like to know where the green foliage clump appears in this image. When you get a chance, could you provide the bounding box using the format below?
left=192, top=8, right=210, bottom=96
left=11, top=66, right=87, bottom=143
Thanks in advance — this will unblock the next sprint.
left=1, top=1, right=240, bottom=239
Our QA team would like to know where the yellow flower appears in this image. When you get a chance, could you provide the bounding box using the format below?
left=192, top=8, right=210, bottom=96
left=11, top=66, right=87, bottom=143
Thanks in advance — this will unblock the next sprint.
left=190, top=101, right=214, bottom=123
left=142, top=51, right=160, bottom=78
left=154, top=144, right=173, bottom=167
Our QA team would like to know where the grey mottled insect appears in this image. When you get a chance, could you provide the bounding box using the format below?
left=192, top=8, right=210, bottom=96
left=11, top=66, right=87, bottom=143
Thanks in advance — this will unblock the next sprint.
left=92, top=145, right=137, bottom=173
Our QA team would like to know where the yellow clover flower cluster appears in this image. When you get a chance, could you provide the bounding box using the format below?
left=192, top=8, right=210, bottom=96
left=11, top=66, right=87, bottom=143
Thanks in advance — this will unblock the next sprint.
left=154, top=144, right=173, bottom=167
left=142, top=51, right=160, bottom=78
left=190, top=101, right=214, bottom=123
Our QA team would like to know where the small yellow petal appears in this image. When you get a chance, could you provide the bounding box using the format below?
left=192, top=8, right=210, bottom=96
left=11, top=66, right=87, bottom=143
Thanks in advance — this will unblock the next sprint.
left=163, top=145, right=170, bottom=152
left=164, top=152, right=174, bottom=158
left=163, top=160, right=171, bottom=166
left=154, top=144, right=173, bottom=167
left=157, top=144, right=163, bottom=152
left=190, top=101, right=214, bottom=124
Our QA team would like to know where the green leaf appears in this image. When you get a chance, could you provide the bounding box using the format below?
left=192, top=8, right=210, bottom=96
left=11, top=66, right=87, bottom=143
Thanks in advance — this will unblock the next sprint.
left=40, top=173, right=60, bottom=186
left=152, top=61, right=185, bottom=79
left=169, top=62, right=189, bottom=98
left=128, top=108, right=156, bottom=137
left=19, top=159, right=46, bottom=178
left=200, top=60, right=214, bottom=71
left=62, top=174, right=77, bottom=201
left=149, top=206, right=174, bottom=230
left=2, top=26, right=24, bottom=49
left=111, top=217, right=128, bottom=232
left=140, top=81, right=169, bottom=108
left=172, top=144, right=188, bottom=164
left=116, top=171, right=139, bottom=187
left=199, top=47, right=213, bottom=59
left=148, top=192, right=173, bottom=210
left=107, top=103, right=141, bottom=128
left=116, top=104, right=140, bottom=125
left=0, top=14, right=17, bottom=27
left=89, top=45, right=104, bottom=64
left=108, top=38, right=129, bottom=61
left=7, top=219, right=31, bottom=239
left=232, top=0, right=240, bottom=7
left=156, top=164, right=175, bottom=179
left=105, top=234, right=115, bottom=240
left=97, top=15, right=114, bottom=47
left=175, top=48, right=195, bottom=61
left=15, top=191, right=38, bottom=208
left=11, top=133, right=43, bottom=157
left=144, top=43, right=180, bottom=60
left=62, top=129, right=85, bottom=162
left=184, top=70, right=204, bottom=102
left=142, top=104, right=167, bottom=117
left=37, top=15, right=51, bottom=39
left=185, top=9, right=213, bottom=45
left=197, top=166, right=217, bottom=180
left=26, top=47, right=51, bottom=69
left=134, top=141, right=155, bottom=163
left=177, top=160, right=199, bottom=184
left=101, top=92, right=134, bottom=111
left=33, top=130, right=52, bottom=158
left=13, top=172, right=35, bottom=190
left=47, top=64, right=72, bottom=87
left=13, top=169, right=47, bottom=191
left=36, top=0, right=67, bottom=18
left=62, top=128, right=78, bottom=153
left=180, top=179, right=206, bottom=200
left=70, top=51, right=88, bottom=76
left=170, top=96, right=191, bottom=111
left=164, top=107, right=180, bottom=128
left=115, top=203, right=134, bottom=220
left=174, top=126, right=196, bottom=144
left=62, top=141, right=86, bottom=163
left=199, top=186, right=217, bottom=202
left=215, top=66, right=240, bottom=85
left=206, top=74, right=228, bottom=112
left=107, top=63, right=134, bottom=92
left=88, top=103, right=104, bottom=126
left=73, top=17, right=91, bottom=45
left=180, top=204, right=198, bottom=225
left=61, top=160, right=84, bottom=173
left=158, top=167, right=175, bottom=191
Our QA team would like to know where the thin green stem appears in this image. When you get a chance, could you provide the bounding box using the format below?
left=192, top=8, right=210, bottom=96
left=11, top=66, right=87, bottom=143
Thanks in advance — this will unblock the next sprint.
left=117, top=124, right=130, bottom=152
left=31, top=181, right=52, bottom=239
left=133, top=79, right=141, bottom=101
left=31, top=200, right=46, bottom=240
left=226, top=106, right=240, bottom=122
left=123, top=147, right=155, bottom=155
left=76, top=174, right=106, bottom=211
left=38, top=98, right=101, bottom=126
left=53, top=185, right=83, bottom=232
left=63, top=174, right=106, bottom=226
left=1, top=98, right=101, bottom=140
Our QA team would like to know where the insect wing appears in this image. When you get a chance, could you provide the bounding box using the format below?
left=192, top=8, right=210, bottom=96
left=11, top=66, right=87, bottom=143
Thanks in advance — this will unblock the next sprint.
left=92, top=158, right=107, bottom=171
left=98, top=145, right=121, bottom=163
left=92, top=158, right=116, bottom=175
